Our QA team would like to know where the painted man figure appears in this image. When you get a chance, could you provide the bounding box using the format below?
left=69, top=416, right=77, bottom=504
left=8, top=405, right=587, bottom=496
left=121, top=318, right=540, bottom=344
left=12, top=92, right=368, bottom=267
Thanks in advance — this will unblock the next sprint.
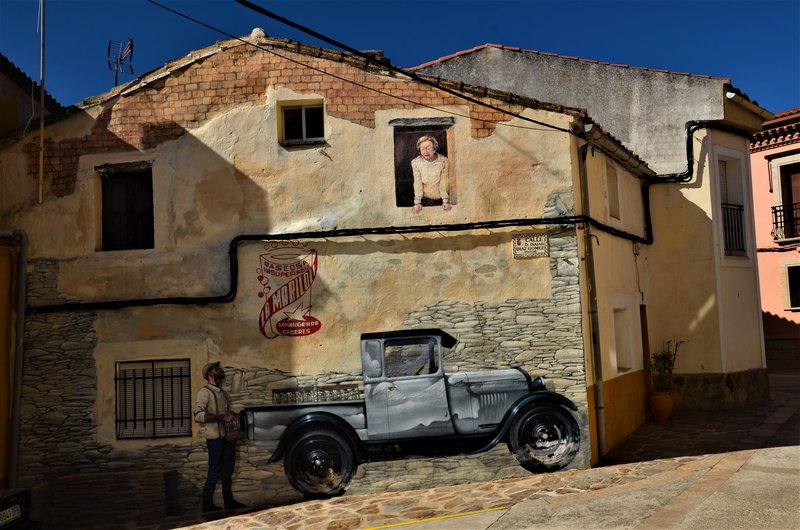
left=412, top=135, right=451, bottom=214
left=194, top=362, right=245, bottom=512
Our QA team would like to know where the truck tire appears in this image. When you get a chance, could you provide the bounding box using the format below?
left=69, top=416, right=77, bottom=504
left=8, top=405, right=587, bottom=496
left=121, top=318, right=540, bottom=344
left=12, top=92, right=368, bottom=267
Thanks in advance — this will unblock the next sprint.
left=284, top=427, right=355, bottom=497
left=509, top=403, right=579, bottom=472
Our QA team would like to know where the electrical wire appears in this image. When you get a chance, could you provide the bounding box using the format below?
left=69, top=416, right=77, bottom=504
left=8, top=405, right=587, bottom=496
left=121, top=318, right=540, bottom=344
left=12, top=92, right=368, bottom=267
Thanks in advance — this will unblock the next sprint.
left=232, top=0, right=573, bottom=134
left=144, top=0, right=573, bottom=134
left=28, top=214, right=645, bottom=314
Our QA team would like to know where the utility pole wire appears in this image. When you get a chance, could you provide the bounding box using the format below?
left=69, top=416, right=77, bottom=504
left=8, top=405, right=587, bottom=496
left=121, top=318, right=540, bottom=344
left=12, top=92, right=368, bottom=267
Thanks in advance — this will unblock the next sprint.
left=232, top=0, right=573, bottom=135
left=144, top=0, right=573, bottom=134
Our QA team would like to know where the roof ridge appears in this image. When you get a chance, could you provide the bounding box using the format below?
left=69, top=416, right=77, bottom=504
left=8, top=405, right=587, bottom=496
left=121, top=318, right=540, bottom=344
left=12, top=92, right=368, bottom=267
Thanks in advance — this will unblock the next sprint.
left=0, top=52, right=64, bottom=112
left=409, top=43, right=730, bottom=81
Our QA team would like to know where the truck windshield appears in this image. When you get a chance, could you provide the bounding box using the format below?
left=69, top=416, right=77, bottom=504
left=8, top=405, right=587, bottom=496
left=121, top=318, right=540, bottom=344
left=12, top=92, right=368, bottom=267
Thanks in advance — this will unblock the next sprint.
left=384, top=337, right=439, bottom=377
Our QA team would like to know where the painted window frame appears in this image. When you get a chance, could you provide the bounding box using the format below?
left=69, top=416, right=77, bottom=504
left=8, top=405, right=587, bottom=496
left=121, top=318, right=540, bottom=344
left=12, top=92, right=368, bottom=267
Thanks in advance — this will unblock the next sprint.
left=389, top=117, right=456, bottom=209
left=115, top=359, right=192, bottom=440
left=278, top=100, right=325, bottom=146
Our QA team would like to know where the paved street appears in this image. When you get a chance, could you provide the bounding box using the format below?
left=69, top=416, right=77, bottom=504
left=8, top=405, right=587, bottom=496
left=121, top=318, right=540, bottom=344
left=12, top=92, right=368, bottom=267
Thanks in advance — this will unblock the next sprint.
left=166, top=371, right=799, bottom=530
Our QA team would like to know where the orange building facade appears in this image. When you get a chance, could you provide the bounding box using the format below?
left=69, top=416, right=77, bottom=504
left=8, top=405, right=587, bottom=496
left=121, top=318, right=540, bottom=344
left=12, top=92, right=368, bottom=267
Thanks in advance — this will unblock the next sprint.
left=751, top=108, right=800, bottom=368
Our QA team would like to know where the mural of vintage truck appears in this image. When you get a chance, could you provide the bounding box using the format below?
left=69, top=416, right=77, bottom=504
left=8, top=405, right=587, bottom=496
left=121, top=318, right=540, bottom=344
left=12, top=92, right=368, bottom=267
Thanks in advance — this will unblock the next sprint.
left=242, top=329, right=580, bottom=497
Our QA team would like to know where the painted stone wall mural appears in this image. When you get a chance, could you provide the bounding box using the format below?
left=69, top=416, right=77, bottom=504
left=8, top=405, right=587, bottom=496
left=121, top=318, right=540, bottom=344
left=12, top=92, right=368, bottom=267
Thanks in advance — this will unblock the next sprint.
left=257, top=241, right=321, bottom=338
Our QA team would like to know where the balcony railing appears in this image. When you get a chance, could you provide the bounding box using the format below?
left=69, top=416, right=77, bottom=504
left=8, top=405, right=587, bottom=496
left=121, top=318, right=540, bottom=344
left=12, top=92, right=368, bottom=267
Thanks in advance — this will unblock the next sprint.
left=772, top=202, right=800, bottom=241
left=722, top=203, right=746, bottom=255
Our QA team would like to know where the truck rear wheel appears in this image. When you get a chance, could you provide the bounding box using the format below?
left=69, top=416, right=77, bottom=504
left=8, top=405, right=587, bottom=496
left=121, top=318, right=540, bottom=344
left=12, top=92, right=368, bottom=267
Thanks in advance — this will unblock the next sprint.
left=284, top=428, right=355, bottom=497
left=509, top=403, right=579, bottom=472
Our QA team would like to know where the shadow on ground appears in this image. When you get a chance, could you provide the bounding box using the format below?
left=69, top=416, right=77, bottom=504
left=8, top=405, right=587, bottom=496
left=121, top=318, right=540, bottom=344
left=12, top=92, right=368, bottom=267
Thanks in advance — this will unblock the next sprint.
left=600, top=370, right=800, bottom=467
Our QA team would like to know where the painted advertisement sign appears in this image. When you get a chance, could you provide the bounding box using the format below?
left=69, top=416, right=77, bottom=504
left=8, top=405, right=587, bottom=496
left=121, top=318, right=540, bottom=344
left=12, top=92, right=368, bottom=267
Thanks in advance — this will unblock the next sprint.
left=257, top=242, right=320, bottom=338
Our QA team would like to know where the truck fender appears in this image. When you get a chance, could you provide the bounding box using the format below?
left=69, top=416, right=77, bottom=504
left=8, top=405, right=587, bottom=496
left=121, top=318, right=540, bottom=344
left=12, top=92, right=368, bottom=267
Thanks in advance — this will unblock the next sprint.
left=268, top=411, right=361, bottom=464
left=465, top=391, right=579, bottom=455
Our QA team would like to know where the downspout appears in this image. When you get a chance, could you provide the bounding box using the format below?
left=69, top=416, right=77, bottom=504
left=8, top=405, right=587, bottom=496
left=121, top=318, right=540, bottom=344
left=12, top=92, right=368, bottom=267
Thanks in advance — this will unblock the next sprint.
left=577, top=143, right=607, bottom=458
left=2, top=230, right=27, bottom=488
left=37, top=0, right=45, bottom=205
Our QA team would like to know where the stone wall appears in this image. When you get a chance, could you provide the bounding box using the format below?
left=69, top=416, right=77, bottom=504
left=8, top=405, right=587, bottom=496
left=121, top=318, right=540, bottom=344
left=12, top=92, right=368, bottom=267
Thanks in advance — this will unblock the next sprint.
left=673, top=368, right=770, bottom=409
left=17, top=234, right=588, bottom=528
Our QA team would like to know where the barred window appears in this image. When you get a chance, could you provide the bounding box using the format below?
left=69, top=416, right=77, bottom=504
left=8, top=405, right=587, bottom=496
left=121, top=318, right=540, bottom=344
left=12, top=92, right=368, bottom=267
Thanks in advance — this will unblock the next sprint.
left=115, top=360, right=192, bottom=439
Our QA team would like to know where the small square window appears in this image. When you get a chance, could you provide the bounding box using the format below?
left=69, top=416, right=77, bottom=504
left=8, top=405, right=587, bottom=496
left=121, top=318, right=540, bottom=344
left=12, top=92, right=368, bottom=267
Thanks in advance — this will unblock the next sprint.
left=281, top=104, right=324, bottom=145
left=115, top=359, right=192, bottom=439
left=97, top=162, right=154, bottom=251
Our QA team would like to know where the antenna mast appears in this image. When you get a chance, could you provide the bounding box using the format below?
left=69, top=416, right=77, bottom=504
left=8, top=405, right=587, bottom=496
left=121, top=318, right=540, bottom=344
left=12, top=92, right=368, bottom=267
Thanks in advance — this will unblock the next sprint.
left=107, top=39, right=134, bottom=86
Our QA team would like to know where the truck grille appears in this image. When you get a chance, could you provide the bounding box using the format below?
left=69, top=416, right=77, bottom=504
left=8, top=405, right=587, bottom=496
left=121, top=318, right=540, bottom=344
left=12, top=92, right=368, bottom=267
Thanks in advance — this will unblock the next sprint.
left=478, top=392, right=508, bottom=423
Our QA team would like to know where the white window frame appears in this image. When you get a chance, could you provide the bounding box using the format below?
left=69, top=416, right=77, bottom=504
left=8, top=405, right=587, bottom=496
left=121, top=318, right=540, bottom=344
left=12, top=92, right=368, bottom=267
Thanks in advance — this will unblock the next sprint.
left=712, top=145, right=753, bottom=265
left=278, top=100, right=325, bottom=145
left=608, top=294, right=643, bottom=375
left=784, top=262, right=800, bottom=311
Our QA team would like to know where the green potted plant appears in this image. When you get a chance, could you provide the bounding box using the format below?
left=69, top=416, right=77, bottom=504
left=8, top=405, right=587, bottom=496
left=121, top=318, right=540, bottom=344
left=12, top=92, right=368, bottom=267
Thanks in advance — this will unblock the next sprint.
left=649, top=340, right=684, bottom=422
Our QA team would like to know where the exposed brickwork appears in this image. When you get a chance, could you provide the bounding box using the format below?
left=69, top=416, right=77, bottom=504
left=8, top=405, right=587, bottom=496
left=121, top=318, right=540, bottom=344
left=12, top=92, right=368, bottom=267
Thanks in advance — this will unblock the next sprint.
left=26, top=43, right=523, bottom=198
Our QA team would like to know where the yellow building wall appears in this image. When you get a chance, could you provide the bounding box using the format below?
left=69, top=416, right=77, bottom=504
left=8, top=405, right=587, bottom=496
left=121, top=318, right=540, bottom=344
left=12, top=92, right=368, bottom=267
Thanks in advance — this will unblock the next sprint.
left=580, top=147, right=649, bottom=453
left=601, top=370, right=647, bottom=450
left=0, top=96, right=585, bottom=450
left=645, top=129, right=724, bottom=373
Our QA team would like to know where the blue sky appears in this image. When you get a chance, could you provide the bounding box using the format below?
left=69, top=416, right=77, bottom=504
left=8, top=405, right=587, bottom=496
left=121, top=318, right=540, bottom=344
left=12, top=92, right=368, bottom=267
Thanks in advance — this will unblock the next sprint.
left=1, top=0, right=798, bottom=113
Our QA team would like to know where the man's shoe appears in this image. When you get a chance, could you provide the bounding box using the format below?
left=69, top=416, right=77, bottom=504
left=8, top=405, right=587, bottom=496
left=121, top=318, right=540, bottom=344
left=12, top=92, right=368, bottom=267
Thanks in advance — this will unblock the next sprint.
left=202, top=503, right=221, bottom=513
left=225, top=499, right=246, bottom=510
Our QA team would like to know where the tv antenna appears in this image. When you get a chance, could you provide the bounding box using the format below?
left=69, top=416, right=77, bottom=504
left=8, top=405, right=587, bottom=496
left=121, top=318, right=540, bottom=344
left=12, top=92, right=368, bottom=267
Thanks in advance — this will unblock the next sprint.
left=107, top=39, right=134, bottom=85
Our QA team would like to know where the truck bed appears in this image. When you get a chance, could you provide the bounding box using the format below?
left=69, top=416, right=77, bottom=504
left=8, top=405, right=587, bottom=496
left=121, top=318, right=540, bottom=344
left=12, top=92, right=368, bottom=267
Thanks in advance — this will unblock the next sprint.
left=245, top=399, right=367, bottom=444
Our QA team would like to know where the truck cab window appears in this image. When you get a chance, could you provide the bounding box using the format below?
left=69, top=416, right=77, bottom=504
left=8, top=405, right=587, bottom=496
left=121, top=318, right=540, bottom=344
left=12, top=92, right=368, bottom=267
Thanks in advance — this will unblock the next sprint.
left=384, top=338, right=439, bottom=377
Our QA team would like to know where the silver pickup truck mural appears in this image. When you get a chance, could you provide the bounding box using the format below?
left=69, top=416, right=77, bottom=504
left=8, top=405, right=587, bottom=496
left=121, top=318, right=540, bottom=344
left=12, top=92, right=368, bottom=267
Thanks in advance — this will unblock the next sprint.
left=241, top=329, right=580, bottom=497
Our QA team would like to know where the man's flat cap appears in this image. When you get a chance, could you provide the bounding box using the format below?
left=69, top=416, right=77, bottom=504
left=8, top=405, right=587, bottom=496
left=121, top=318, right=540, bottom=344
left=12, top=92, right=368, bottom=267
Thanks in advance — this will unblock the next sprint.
left=202, top=361, right=221, bottom=379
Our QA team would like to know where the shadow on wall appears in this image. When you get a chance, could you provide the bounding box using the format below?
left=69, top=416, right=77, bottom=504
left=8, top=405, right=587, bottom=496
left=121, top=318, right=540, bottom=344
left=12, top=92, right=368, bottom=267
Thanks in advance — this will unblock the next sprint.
left=17, top=103, right=339, bottom=526
left=762, top=312, right=800, bottom=371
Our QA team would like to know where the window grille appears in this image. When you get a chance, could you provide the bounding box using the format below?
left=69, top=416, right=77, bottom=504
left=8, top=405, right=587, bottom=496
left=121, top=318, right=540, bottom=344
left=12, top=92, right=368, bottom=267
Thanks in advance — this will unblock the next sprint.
left=721, top=202, right=746, bottom=255
left=115, top=360, right=192, bottom=439
left=772, top=203, right=800, bottom=240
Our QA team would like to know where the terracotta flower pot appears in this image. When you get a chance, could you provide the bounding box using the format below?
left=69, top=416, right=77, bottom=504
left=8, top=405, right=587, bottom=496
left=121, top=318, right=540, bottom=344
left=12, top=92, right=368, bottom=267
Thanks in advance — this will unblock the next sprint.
left=648, top=391, right=673, bottom=423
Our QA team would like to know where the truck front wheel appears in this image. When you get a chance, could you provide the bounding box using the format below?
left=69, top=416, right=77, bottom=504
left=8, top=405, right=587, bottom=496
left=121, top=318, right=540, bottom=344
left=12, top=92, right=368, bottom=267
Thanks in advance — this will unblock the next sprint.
left=510, top=404, right=579, bottom=472
left=284, top=428, right=355, bottom=497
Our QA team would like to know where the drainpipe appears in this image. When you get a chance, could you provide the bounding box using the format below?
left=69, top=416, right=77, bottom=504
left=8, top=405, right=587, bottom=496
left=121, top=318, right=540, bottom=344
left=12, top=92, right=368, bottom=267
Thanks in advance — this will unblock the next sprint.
left=1, top=230, right=27, bottom=488
left=37, top=0, right=46, bottom=205
left=577, top=143, right=607, bottom=458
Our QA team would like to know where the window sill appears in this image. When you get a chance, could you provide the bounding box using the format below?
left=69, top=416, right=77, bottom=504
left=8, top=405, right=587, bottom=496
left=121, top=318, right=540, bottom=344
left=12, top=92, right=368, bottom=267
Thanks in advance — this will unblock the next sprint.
left=280, top=139, right=327, bottom=148
left=774, top=236, right=800, bottom=245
